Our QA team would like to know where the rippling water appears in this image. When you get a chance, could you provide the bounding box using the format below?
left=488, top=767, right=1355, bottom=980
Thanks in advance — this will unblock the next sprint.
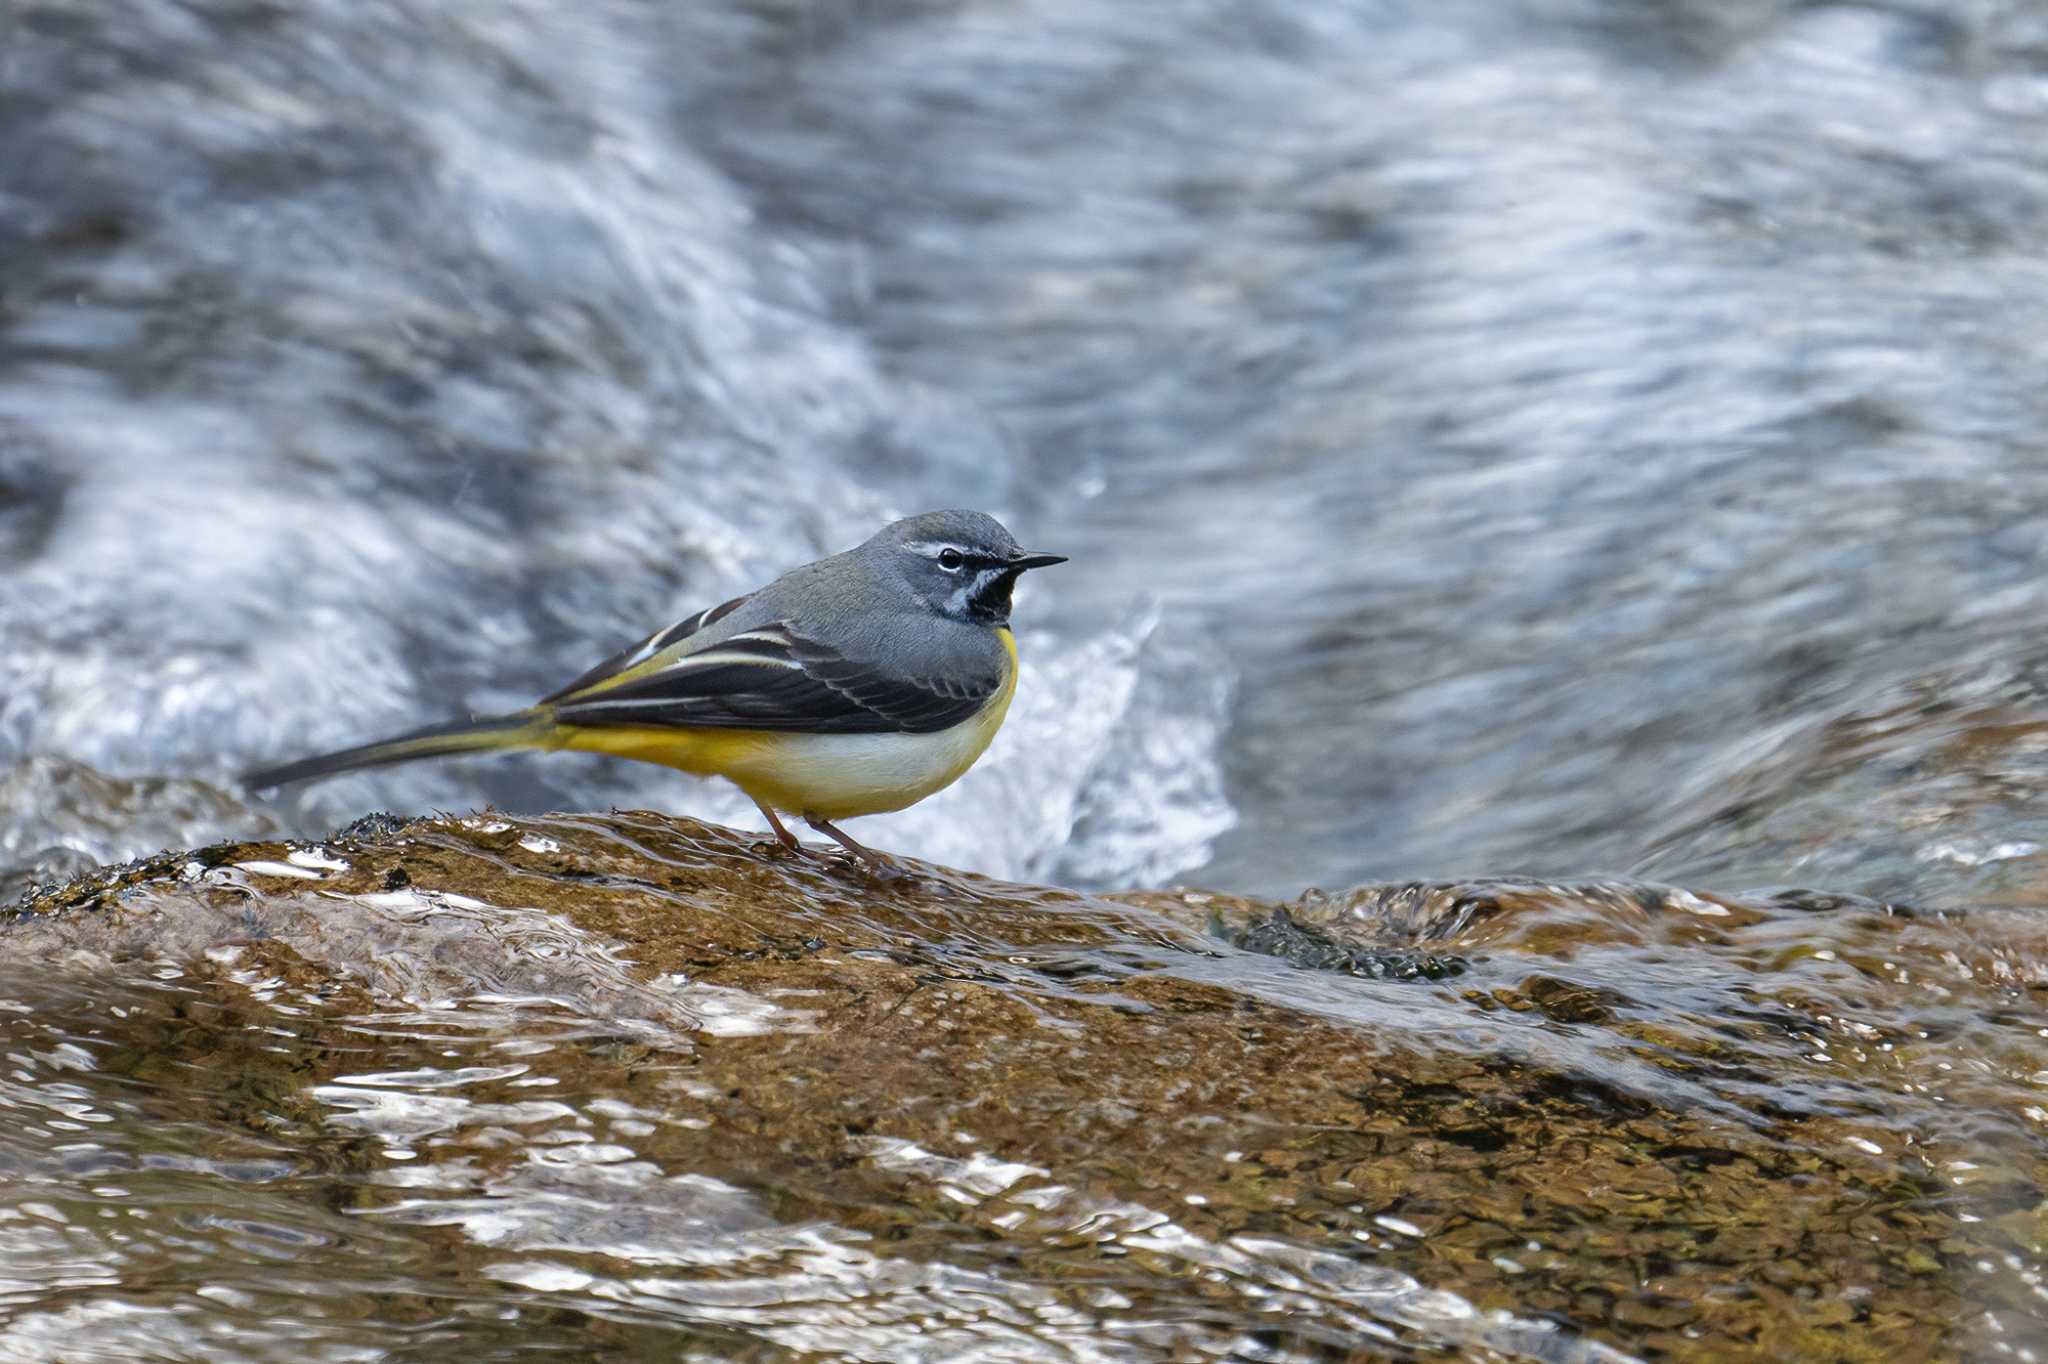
left=8, top=0, right=2048, bottom=1358
left=8, top=811, right=2041, bottom=1361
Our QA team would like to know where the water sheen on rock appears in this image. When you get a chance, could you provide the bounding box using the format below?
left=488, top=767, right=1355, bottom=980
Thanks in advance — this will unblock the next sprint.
left=6, top=815, right=2039, bottom=1361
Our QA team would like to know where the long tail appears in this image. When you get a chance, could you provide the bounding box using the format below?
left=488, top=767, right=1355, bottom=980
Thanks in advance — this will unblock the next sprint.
left=242, top=710, right=554, bottom=790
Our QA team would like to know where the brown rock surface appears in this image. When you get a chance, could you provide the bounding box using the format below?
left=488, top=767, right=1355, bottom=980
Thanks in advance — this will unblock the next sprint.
left=6, top=811, right=2043, bottom=1361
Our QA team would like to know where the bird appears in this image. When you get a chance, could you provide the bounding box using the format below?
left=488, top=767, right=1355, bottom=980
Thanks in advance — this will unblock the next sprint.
left=243, top=510, right=1067, bottom=867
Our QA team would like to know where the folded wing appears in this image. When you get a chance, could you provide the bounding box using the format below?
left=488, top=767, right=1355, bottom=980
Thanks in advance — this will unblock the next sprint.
left=550, top=621, right=1002, bottom=736
left=540, top=594, right=751, bottom=704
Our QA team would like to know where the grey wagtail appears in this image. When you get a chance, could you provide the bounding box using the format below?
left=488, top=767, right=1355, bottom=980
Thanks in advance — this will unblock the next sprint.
left=244, top=510, right=1067, bottom=865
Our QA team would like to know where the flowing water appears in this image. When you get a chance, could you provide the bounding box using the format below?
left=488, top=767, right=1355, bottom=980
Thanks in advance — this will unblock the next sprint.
left=5, top=813, right=2044, bottom=1362
left=4, top=0, right=2048, bottom=1358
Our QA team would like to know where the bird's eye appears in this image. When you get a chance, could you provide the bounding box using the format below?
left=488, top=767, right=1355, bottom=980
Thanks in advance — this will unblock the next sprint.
left=937, top=548, right=964, bottom=571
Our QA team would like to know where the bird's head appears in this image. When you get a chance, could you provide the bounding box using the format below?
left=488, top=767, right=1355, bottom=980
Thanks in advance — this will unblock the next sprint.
left=871, top=509, right=1067, bottom=625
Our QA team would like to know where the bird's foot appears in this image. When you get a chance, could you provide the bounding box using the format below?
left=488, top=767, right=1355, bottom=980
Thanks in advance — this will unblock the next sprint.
left=752, top=801, right=807, bottom=859
left=805, top=817, right=901, bottom=879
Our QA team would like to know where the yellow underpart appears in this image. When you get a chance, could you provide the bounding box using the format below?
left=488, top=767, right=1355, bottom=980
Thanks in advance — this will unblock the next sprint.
left=546, top=627, right=1019, bottom=821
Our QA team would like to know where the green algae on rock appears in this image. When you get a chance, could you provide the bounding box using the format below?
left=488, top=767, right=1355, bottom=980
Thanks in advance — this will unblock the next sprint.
left=5, top=812, right=2045, bottom=1362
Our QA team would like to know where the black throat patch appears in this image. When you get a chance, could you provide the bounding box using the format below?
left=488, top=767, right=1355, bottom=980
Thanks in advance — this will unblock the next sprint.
left=963, top=565, right=1020, bottom=625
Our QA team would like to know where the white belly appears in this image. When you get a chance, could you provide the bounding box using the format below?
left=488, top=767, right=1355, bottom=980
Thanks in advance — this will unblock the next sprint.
left=729, top=720, right=1002, bottom=819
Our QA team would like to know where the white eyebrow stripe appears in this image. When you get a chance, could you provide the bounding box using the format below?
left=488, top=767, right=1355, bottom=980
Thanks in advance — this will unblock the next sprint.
left=901, top=539, right=968, bottom=558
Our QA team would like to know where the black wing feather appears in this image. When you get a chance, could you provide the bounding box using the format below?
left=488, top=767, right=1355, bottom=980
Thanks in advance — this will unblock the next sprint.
left=552, top=623, right=1001, bottom=736
left=539, top=593, right=750, bottom=704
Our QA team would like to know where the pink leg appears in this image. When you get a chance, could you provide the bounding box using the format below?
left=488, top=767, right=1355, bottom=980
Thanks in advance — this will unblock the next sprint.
left=752, top=799, right=803, bottom=853
left=805, top=816, right=887, bottom=870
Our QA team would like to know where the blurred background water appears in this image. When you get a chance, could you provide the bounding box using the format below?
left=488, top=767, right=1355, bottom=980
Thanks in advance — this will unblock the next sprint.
left=9, top=0, right=2048, bottom=902
left=9, top=2, right=2048, bottom=1360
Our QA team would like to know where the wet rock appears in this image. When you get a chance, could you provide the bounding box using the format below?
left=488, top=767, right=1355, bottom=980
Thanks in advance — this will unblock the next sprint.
left=5, top=812, right=2043, bottom=1361
left=1213, top=902, right=1466, bottom=981
left=0, top=754, right=284, bottom=903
